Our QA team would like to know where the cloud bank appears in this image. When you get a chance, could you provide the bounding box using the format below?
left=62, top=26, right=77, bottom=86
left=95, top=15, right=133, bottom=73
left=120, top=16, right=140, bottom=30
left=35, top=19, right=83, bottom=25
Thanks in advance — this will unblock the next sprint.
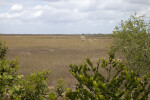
left=0, top=0, right=149, bottom=34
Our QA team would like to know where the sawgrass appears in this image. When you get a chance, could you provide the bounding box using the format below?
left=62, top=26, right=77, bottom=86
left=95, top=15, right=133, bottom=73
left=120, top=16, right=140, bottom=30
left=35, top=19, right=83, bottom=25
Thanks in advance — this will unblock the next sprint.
left=1, top=34, right=112, bottom=88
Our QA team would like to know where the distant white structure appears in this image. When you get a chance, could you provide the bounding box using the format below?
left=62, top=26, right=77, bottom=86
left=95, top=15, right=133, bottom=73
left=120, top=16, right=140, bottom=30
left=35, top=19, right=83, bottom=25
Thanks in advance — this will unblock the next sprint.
left=80, top=35, right=86, bottom=41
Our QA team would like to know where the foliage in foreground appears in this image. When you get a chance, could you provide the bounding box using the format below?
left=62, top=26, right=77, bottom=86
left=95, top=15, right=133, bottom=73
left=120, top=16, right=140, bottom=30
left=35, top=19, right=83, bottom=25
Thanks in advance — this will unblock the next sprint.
left=66, top=52, right=150, bottom=100
left=0, top=40, right=51, bottom=100
left=0, top=58, right=51, bottom=100
left=111, top=13, right=150, bottom=75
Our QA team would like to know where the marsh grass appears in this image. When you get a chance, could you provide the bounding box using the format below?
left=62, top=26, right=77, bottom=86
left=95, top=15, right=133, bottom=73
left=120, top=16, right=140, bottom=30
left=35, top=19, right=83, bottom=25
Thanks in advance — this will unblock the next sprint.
left=1, top=35, right=112, bottom=88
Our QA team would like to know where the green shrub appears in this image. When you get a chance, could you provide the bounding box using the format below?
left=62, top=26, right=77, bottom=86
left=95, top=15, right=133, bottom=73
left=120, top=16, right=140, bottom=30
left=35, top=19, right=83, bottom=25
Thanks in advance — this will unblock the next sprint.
left=111, top=13, right=150, bottom=75
left=48, top=92, right=57, bottom=100
left=0, top=39, right=51, bottom=100
left=19, top=71, right=50, bottom=100
left=0, top=40, right=21, bottom=99
left=55, top=79, right=66, bottom=97
left=66, top=52, right=150, bottom=100
left=0, top=41, right=7, bottom=59
left=0, top=59, right=51, bottom=100
left=0, top=59, right=22, bottom=99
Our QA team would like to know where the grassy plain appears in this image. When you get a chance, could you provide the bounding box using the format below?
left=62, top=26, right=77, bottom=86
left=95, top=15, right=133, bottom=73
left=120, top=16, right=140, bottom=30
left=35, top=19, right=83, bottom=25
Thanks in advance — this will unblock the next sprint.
left=1, top=34, right=112, bottom=88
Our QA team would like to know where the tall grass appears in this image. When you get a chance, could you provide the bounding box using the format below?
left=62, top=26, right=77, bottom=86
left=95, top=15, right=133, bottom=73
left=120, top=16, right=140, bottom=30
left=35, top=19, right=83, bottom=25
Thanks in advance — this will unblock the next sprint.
left=1, top=35, right=112, bottom=87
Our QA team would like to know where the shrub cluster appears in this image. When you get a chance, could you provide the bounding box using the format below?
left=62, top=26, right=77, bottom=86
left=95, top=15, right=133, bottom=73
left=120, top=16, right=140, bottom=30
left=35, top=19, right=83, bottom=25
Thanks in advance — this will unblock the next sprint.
left=111, top=13, right=150, bottom=75
left=66, top=52, right=150, bottom=99
left=0, top=40, right=51, bottom=100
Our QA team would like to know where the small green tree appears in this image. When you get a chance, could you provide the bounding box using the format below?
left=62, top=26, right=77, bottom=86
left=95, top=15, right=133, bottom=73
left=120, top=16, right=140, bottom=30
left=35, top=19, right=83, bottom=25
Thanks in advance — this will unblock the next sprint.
left=111, top=13, right=150, bottom=75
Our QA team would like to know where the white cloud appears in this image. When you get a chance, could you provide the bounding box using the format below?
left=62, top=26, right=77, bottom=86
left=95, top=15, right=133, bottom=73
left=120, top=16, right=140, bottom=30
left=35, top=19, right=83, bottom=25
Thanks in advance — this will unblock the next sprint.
left=0, top=0, right=149, bottom=34
left=11, top=4, right=23, bottom=11
left=32, top=10, right=43, bottom=18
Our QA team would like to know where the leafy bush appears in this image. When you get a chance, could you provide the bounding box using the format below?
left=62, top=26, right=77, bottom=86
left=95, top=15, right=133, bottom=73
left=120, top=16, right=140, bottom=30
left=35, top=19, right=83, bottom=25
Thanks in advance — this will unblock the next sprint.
left=48, top=79, right=67, bottom=100
left=0, top=40, right=51, bottom=100
left=0, top=40, right=21, bottom=99
left=0, top=59, right=22, bottom=99
left=19, top=71, right=50, bottom=100
left=55, top=79, right=66, bottom=97
left=66, top=52, right=150, bottom=100
left=111, top=13, right=150, bottom=75
left=0, top=41, right=7, bottom=59
left=0, top=59, right=51, bottom=100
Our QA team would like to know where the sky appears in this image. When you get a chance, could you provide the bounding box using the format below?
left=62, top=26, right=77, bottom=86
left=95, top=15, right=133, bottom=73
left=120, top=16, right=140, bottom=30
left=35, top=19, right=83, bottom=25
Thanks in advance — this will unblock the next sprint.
left=0, top=0, right=149, bottom=34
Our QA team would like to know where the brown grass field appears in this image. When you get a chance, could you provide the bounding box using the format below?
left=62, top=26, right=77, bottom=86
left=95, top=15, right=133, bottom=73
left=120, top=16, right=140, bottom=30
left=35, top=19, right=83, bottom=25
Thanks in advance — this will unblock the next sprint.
left=1, top=34, right=112, bottom=88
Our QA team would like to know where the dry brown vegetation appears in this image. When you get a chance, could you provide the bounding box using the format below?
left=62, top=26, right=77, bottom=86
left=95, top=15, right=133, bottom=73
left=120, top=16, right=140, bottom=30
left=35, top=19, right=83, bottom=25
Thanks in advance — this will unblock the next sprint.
left=1, top=34, right=112, bottom=88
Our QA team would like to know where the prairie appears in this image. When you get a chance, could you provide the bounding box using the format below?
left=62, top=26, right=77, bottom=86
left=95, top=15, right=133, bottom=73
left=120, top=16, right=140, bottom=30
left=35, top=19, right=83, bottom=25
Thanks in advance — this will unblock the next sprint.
left=1, top=34, right=112, bottom=88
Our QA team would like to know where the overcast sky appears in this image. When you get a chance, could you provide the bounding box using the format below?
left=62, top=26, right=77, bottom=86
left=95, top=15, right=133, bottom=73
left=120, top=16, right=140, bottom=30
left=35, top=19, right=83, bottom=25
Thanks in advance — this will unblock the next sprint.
left=0, top=0, right=149, bottom=34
